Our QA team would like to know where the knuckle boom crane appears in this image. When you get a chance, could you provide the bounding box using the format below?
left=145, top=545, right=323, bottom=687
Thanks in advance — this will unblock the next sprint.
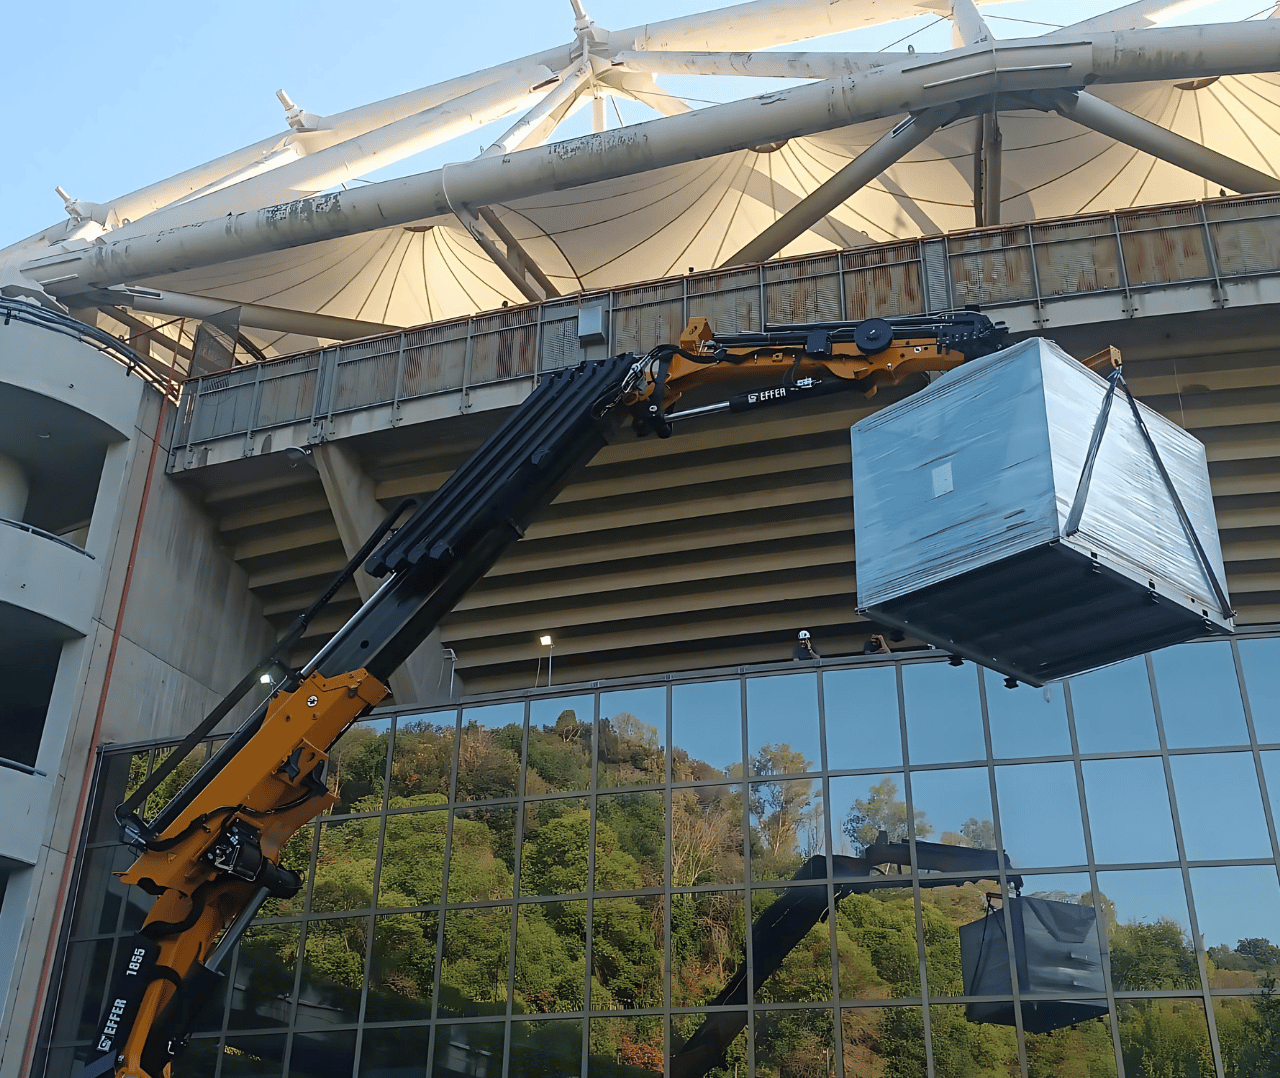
left=87, top=311, right=1009, bottom=1078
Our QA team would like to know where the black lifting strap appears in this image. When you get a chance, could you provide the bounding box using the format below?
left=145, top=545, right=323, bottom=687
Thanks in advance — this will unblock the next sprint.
left=1063, top=365, right=1233, bottom=620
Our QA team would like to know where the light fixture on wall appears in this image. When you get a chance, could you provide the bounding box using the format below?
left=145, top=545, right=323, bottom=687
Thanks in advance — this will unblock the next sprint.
left=535, top=634, right=554, bottom=688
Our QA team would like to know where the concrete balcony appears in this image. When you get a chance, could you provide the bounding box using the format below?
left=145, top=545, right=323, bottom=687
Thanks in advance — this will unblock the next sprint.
left=0, top=520, right=99, bottom=638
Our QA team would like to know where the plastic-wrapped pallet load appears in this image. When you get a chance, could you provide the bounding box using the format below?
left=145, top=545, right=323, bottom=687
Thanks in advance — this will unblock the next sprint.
left=851, top=337, right=1233, bottom=686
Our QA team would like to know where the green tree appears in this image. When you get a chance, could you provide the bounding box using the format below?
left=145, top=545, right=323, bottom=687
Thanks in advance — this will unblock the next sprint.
left=1109, top=919, right=1200, bottom=991
left=843, top=777, right=932, bottom=854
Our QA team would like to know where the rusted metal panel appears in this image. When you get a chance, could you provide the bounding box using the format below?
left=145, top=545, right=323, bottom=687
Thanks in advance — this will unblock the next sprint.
left=612, top=281, right=684, bottom=357
left=687, top=266, right=760, bottom=334
left=947, top=227, right=1037, bottom=307
left=255, top=354, right=323, bottom=429
left=842, top=242, right=924, bottom=319
left=331, top=337, right=400, bottom=413
left=1117, top=206, right=1211, bottom=285
left=1031, top=217, right=1122, bottom=296
left=470, top=306, right=539, bottom=383
left=401, top=319, right=469, bottom=399
left=764, top=254, right=841, bottom=324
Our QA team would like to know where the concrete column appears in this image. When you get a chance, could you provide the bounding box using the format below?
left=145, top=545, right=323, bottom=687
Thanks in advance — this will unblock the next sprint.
left=0, top=455, right=28, bottom=521
left=311, top=442, right=460, bottom=705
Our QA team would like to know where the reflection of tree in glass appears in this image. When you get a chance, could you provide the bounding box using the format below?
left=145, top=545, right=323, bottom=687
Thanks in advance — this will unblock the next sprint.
left=598, top=711, right=664, bottom=787
left=513, top=903, right=585, bottom=1014
left=456, top=721, right=521, bottom=800
left=591, top=1015, right=664, bottom=1076
left=523, top=810, right=591, bottom=896
left=750, top=744, right=818, bottom=877
left=931, top=1004, right=1019, bottom=1078
left=387, top=720, right=453, bottom=799
left=1216, top=978, right=1280, bottom=1078
left=597, top=794, right=664, bottom=887
left=367, top=911, right=437, bottom=1022
left=1108, top=918, right=1200, bottom=991
left=671, top=788, right=741, bottom=888
left=325, top=723, right=388, bottom=813
left=1118, top=999, right=1214, bottom=1078
left=378, top=796, right=447, bottom=907
left=1208, top=938, right=1280, bottom=989
left=841, top=777, right=931, bottom=855
left=671, top=891, right=745, bottom=1005
left=525, top=710, right=592, bottom=794
left=591, top=897, right=662, bottom=1011
left=836, top=891, right=920, bottom=998
left=754, top=1008, right=834, bottom=1078
left=1024, top=1016, right=1114, bottom=1078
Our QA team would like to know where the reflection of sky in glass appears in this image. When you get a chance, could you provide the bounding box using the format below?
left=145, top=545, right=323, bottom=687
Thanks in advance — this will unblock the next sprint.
left=902, top=662, right=985, bottom=765
left=1081, top=757, right=1178, bottom=865
left=600, top=687, right=665, bottom=746
left=747, top=673, right=821, bottom=773
left=1169, top=753, right=1271, bottom=861
left=823, top=666, right=901, bottom=772
left=530, top=695, right=592, bottom=730
left=994, top=762, right=1086, bottom=868
left=1189, top=866, right=1280, bottom=951
left=1021, top=871, right=1094, bottom=907
left=909, top=767, right=993, bottom=848
left=1151, top=642, right=1248, bottom=748
left=464, top=701, right=525, bottom=731
left=672, top=680, right=742, bottom=776
left=1095, top=868, right=1190, bottom=931
left=1068, top=658, right=1158, bottom=754
left=829, top=773, right=907, bottom=856
left=1260, top=750, right=1280, bottom=829
left=1239, top=638, right=1280, bottom=743
left=984, top=671, right=1071, bottom=760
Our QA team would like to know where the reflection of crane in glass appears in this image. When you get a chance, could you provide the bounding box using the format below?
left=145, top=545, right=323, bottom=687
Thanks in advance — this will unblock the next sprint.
left=671, top=834, right=1106, bottom=1078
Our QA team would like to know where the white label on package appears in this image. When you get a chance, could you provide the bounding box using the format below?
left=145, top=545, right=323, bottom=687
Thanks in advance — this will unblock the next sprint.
left=931, top=461, right=954, bottom=498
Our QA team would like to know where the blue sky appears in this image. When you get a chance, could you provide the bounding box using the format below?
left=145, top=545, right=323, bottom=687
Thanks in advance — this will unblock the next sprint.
left=0, top=0, right=1272, bottom=247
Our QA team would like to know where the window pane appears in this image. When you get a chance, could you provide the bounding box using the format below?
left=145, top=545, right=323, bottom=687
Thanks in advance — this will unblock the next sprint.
left=984, top=671, right=1071, bottom=760
left=1240, top=637, right=1280, bottom=743
left=223, top=1033, right=287, bottom=1076
left=902, top=663, right=985, bottom=765
left=910, top=767, right=995, bottom=853
left=457, top=703, right=524, bottom=801
left=312, top=818, right=380, bottom=914
left=1096, top=869, right=1199, bottom=991
left=1019, top=871, right=1105, bottom=1001
left=358, top=1023, right=430, bottom=1077
left=448, top=806, right=516, bottom=902
left=1262, top=750, right=1280, bottom=834
left=598, top=687, right=666, bottom=789
left=1068, top=658, right=1158, bottom=754
left=831, top=774, right=917, bottom=861
left=432, top=1021, right=505, bottom=1077
left=994, top=762, right=1086, bottom=868
left=290, top=1028, right=357, bottom=1078
left=71, top=845, right=132, bottom=937
left=260, top=823, right=313, bottom=919
left=527, top=696, right=593, bottom=795
left=296, top=916, right=367, bottom=1030
left=514, top=900, right=585, bottom=1014
left=671, top=784, right=744, bottom=887
left=1152, top=642, right=1249, bottom=748
left=592, top=895, right=663, bottom=1010
left=823, top=666, right=902, bottom=772
left=595, top=791, right=665, bottom=890
left=588, top=1016, right=662, bottom=1077
left=842, top=1007, right=925, bottom=1078
left=513, top=1018, right=584, bottom=1077
left=671, top=890, right=745, bottom=1006
left=923, top=879, right=1001, bottom=998
left=1189, top=865, right=1280, bottom=986
left=755, top=1008, right=835, bottom=1078
left=750, top=775, right=825, bottom=882
left=366, top=911, right=437, bottom=1024
left=747, top=673, right=821, bottom=773
left=438, top=907, right=511, bottom=1017
left=930, top=1003, right=1018, bottom=1075
left=389, top=716, right=456, bottom=801
left=520, top=797, right=589, bottom=897
left=51, top=938, right=113, bottom=1042
left=379, top=808, right=447, bottom=908
left=750, top=886, right=832, bottom=1002
left=1169, top=753, right=1271, bottom=861
left=671, top=1012, right=747, bottom=1078
left=325, top=716, right=391, bottom=815
left=1082, top=757, right=1178, bottom=865
left=230, top=924, right=300, bottom=1030
left=836, top=889, right=919, bottom=999
left=672, top=680, right=742, bottom=780
left=1022, top=1006, right=1115, bottom=1078
left=1117, top=999, right=1212, bottom=1078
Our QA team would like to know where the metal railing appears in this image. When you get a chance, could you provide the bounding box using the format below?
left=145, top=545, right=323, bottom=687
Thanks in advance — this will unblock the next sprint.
left=0, top=517, right=95, bottom=558
left=170, top=193, right=1280, bottom=466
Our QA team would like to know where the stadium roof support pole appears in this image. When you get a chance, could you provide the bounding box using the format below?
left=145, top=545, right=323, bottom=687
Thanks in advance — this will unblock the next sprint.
left=26, top=21, right=1280, bottom=294
left=483, top=62, right=595, bottom=157
left=610, top=50, right=903, bottom=78
left=973, top=111, right=1002, bottom=226
left=721, top=109, right=951, bottom=266
left=1053, top=90, right=1280, bottom=193
left=89, top=287, right=399, bottom=339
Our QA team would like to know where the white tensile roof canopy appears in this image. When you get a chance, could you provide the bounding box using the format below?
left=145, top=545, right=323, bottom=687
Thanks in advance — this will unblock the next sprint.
left=5, top=0, right=1280, bottom=356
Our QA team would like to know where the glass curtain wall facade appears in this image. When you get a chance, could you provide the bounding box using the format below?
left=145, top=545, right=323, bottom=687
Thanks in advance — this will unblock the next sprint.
left=41, top=633, right=1280, bottom=1078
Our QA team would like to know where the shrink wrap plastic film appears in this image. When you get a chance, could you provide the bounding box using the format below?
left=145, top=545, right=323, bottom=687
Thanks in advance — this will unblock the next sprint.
left=851, top=337, right=1231, bottom=683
